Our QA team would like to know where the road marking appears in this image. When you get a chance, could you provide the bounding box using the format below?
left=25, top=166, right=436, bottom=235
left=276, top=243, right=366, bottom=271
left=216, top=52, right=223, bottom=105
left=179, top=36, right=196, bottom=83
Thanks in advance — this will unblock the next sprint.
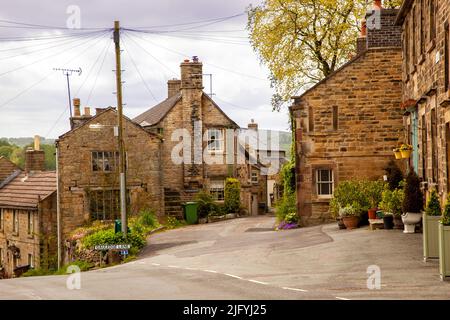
left=248, top=279, right=269, bottom=285
left=151, top=263, right=161, bottom=266
left=225, top=273, right=243, bottom=280
left=281, top=286, right=308, bottom=293
left=168, top=265, right=182, bottom=269
left=336, top=297, right=351, bottom=300
left=204, top=270, right=218, bottom=273
left=184, top=267, right=199, bottom=271
left=138, top=261, right=146, bottom=265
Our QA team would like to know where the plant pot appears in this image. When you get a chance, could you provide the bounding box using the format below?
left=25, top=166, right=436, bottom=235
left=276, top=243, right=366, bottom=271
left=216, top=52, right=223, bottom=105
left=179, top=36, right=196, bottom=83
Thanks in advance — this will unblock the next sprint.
left=342, top=216, right=360, bottom=230
left=368, top=208, right=377, bottom=220
left=393, top=216, right=404, bottom=229
left=439, top=224, right=450, bottom=280
left=394, top=151, right=402, bottom=159
left=423, top=213, right=441, bottom=261
left=337, top=218, right=346, bottom=230
left=400, top=149, right=412, bottom=159
left=383, top=215, right=394, bottom=229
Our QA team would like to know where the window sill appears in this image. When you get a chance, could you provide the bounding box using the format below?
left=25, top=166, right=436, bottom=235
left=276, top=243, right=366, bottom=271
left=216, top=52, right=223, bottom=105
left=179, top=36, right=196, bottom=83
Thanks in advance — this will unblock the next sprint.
left=427, top=39, right=436, bottom=53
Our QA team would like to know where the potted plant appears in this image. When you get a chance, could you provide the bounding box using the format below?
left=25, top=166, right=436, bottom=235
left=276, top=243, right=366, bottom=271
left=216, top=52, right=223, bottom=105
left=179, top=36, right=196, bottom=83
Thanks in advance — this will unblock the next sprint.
left=366, top=181, right=385, bottom=220
left=393, top=148, right=402, bottom=160
left=379, top=187, right=404, bottom=230
left=423, top=189, right=442, bottom=261
left=439, top=194, right=450, bottom=280
left=400, top=144, right=413, bottom=159
left=339, top=204, right=360, bottom=230
left=401, top=170, right=424, bottom=233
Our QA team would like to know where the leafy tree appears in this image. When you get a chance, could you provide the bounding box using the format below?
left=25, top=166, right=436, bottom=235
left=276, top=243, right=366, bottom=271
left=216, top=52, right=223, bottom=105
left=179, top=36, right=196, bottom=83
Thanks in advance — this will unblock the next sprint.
left=384, top=160, right=404, bottom=190
left=247, top=0, right=403, bottom=109
left=224, top=178, right=241, bottom=213
left=402, top=170, right=424, bottom=213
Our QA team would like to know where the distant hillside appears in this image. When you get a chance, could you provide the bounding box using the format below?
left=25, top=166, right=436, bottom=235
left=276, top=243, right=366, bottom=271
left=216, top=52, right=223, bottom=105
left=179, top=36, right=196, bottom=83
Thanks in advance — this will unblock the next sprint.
left=0, top=137, right=55, bottom=147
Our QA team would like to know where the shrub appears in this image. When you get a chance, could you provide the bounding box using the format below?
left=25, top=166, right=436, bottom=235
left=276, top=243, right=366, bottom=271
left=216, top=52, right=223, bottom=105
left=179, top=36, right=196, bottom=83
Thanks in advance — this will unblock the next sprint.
left=275, top=193, right=296, bottom=222
left=402, top=170, right=424, bottom=213
left=138, top=209, right=159, bottom=228
left=224, top=178, right=240, bottom=213
left=379, top=187, right=404, bottom=217
left=384, top=160, right=404, bottom=191
left=208, top=203, right=225, bottom=217
left=441, top=193, right=450, bottom=226
left=339, top=204, right=358, bottom=217
left=365, top=180, right=386, bottom=209
left=82, top=228, right=146, bottom=252
left=165, top=216, right=186, bottom=229
left=425, top=189, right=442, bottom=217
left=330, top=180, right=370, bottom=218
left=195, top=191, right=216, bottom=219
left=284, top=212, right=299, bottom=223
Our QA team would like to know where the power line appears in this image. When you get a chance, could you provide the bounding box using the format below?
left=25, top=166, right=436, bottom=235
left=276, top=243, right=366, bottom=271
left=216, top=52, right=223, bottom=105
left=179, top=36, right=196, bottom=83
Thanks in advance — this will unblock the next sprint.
left=121, top=36, right=158, bottom=102
left=0, top=19, right=110, bottom=31
left=86, top=38, right=113, bottom=105
left=0, top=29, right=107, bottom=42
left=0, top=30, right=109, bottom=78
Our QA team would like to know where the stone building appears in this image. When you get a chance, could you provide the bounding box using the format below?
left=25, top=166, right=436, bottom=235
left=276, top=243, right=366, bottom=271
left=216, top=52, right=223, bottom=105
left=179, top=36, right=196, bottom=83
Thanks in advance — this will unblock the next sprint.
left=134, top=57, right=268, bottom=216
left=57, top=101, right=163, bottom=244
left=0, top=156, right=20, bottom=187
left=0, top=139, right=57, bottom=278
left=290, top=3, right=405, bottom=225
left=396, top=0, right=450, bottom=202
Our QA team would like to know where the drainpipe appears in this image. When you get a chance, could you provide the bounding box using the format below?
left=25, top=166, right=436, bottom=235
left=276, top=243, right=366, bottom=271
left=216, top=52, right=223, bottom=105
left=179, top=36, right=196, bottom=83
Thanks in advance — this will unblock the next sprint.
left=56, top=143, right=61, bottom=270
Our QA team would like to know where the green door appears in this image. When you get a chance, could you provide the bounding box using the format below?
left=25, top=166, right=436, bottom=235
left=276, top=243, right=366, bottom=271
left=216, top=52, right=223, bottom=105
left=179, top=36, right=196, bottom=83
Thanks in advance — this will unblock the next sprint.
left=411, top=109, right=419, bottom=174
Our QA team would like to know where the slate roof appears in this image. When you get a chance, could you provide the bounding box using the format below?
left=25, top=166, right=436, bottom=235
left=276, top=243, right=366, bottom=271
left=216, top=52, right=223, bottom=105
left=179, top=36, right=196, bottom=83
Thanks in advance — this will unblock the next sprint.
left=133, top=93, right=182, bottom=127
left=0, top=171, right=56, bottom=209
left=0, top=156, right=20, bottom=183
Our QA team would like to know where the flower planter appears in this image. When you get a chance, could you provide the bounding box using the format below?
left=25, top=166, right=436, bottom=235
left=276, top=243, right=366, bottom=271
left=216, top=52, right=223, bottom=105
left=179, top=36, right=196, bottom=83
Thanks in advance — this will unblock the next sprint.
left=400, top=149, right=412, bottom=159
left=439, top=224, right=450, bottom=280
left=368, top=208, right=377, bottom=220
left=423, top=213, right=441, bottom=261
left=394, top=151, right=402, bottom=159
left=342, top=216, right=360, bottom=230
left=383, top=215, right=394, bottom=229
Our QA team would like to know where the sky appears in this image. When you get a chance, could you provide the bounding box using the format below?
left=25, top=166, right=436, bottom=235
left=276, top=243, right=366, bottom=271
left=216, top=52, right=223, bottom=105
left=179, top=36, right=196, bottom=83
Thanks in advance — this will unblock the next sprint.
left=0, top=0, right=291, bottom=139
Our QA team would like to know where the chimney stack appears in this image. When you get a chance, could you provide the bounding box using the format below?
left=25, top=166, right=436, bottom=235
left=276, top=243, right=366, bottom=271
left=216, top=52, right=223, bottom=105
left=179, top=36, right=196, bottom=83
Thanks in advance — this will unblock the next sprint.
left=25, top=135, right=45, bottom=172
left=180, top=57, right=203, bottom=90
left=365, top=2, right=401, bottom=49
left=356, top=19, right=367, bottom=54
left=248, top=119, right=258, bottom=131
left=70, top=98, right=93, bottom=129
left=167, top=79, right=182, bottom=98
left=73, top=98, right=81, bottom=117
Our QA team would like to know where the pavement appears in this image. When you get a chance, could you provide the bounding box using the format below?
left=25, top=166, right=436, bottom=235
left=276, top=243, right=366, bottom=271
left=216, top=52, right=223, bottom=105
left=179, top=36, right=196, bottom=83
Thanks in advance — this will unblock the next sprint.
left=0, top=215, right=449, bottom=300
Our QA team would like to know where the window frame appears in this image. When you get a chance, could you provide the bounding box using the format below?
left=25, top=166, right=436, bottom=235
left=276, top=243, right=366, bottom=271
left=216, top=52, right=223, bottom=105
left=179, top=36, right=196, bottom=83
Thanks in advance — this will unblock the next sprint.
left=251, top=170, right=259, bottom=184
left=27, top=211, right=34, bottom=236
left=315, top=169, right=334, bottom=198
left=207, top=129, right=224, bottom=153
left=91, top=151, right=120, bottom=173
left=210, top=180, right=225, bottom=201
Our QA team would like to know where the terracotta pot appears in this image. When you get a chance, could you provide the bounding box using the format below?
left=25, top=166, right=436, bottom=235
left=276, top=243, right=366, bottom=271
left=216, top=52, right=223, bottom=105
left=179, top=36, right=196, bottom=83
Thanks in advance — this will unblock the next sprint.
left=401, top=149, right=412, bottom=158
left=343, top=216, right=360, bottom=230
left=368, top=208, right=377, bottom=220
left=394, top=151, right=402, bottom=159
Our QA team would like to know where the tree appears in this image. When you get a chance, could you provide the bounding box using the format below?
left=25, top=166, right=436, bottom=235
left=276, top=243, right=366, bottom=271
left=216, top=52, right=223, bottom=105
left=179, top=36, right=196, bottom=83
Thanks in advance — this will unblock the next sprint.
left=247, top=0, right=403, bottom=110
left=402, top=170, right=424, bottom=213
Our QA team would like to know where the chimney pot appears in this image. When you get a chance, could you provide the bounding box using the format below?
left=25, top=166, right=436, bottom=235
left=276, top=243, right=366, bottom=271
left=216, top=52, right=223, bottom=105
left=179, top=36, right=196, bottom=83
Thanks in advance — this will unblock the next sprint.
left=373, top=0, right=382, bottom=10
left=184, top=59, right=190, bottom=63
left=192, top=56, right=199, bottom=63
left=34, top=135, right=40, bottom=151
left=248, top=119, right=258, bottom=130
left=73, top=98, right=81, bottom=117
left=84, top=107, right=91, bottom=117
left=25, top=135, right=45, bottom=172
left=361, top=19, right=367, bottom=37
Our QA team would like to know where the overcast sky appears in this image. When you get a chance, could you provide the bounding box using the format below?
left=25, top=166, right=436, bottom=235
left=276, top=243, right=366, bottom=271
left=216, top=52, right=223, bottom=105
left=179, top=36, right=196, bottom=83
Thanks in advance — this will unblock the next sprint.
left=0, top=0, right=291, bottom=139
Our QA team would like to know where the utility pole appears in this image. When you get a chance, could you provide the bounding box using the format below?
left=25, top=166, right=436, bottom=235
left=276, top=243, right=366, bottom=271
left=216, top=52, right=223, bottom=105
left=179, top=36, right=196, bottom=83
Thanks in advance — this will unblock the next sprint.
left=53, top=67, right=82, bottom=118
left=113, top=21, right=127, bottom=236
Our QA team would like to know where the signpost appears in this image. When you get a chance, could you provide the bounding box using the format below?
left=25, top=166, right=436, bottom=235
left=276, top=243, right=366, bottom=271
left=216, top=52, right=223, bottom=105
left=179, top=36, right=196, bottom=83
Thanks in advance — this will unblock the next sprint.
left=94, top=244, right=131, bottom=266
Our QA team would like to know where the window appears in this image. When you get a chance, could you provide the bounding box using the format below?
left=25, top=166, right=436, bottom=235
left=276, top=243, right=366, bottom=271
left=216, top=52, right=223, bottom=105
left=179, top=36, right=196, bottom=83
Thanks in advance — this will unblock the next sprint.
left=27, top=211, right=33, bottom=236
left=332, top=106, right=339, bottom=131
left=28, top=254, right=34, bottom=268
left=429, top=0, right=436, bottom=41
left=445, top=22, right=450, bottom=92
left=0, top=209, right=3, bottom=231
left=210, top=180, right=225, bottom=201
left=207, top=129, right=224, bottom=152
left=89, top=189, right=129, bottom=221
left=412, top=5, right=417, bottom=64
left=308, top=105, right=314, bottom=132
left=92, top=151, right=119, bottom=172
left=420, top=0, right=425, bottom=55
left=251, top=170, right=259, bottom=184
left=13, top=210, right=18, bottom=234
left=404, top=19, right=410, bottom=75
left=316, top=169, right=334, bottom=196
left=431, top=108, right=438, bottom=182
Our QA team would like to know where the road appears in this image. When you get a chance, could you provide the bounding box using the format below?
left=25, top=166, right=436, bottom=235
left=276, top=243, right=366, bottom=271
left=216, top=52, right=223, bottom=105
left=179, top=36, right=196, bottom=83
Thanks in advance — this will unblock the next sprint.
left=0, top=215, right=449, bottom=300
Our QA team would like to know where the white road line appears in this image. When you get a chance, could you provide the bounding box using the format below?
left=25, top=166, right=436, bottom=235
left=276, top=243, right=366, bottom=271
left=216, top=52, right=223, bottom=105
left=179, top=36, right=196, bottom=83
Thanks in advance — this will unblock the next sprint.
left=204, top=270, right=218, bottom=273
left=225, top=273, right=243, bottom=280
left=151, top=263, right=161, bottom=266
left=336, top=297, right=351, bottom=300
left=184, top=267, right=199, bottom=271
left=248, top=279, right=269, bottom=285
left=138, top=261, right=146, bottom=265
left=168, top=265, right=181, bottom=269
left=281, top=286, right=308, bottom=293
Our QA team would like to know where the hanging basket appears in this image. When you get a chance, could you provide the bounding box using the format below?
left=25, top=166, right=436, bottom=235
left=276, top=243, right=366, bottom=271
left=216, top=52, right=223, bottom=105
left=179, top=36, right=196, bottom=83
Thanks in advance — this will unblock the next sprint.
left=394, top=151, right=402, bottom=159
left=401, top=149, right=412, bottom=159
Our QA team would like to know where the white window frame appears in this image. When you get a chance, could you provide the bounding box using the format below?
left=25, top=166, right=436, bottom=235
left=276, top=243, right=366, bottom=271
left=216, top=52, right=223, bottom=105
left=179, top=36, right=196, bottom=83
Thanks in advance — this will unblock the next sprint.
left=251, top=170, right=259, bottom=184
left=210, top=180, right=225, bottom=201
left=207, top=129, right=224, bottom=152
left=316, top=169, right=334, bottom=197
left=27, top=211, right=34, bottom=236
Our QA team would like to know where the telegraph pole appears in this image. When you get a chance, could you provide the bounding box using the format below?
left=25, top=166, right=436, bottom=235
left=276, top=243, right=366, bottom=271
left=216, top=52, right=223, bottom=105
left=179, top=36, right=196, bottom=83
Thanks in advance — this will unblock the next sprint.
left=113, top=21, right=127, bottom=236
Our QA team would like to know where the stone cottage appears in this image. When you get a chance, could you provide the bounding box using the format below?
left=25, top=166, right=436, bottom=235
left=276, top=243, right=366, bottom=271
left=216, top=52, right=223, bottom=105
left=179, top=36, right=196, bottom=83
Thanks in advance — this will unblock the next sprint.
left=0, top=156, right=20, bottom=187
left=290, top=2, right=405, bottom=225
left=133, top=57, right=268, bottom=216
left=56, top=100, right=163, bottom=245
left=0, top=139, right=57, bottom=278
left=396, top=0, right=450, bottom=202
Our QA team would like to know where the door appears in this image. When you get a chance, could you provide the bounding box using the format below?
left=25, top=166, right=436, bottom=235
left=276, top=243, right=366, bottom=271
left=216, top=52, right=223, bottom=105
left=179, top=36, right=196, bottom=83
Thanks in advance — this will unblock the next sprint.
left=251, top=194, right=258, bottom=216
left=410, top=110, right=419, bottom=174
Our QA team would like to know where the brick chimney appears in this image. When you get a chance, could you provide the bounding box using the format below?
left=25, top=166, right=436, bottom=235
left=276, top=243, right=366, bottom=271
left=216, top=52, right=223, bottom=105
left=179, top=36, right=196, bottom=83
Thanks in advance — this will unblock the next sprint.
left=70, top=98, right=93, bottom=129
left=356, top=19, right=367, bottom=54
left=366, top=0, right=401, bottom=49
left=25, top=135, right=45, bottom=172
left=167, top=79, right=181, bottom=98
left=248, top=119, right=258, bottom=131
left=180, top=57, right=203, bottom=90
